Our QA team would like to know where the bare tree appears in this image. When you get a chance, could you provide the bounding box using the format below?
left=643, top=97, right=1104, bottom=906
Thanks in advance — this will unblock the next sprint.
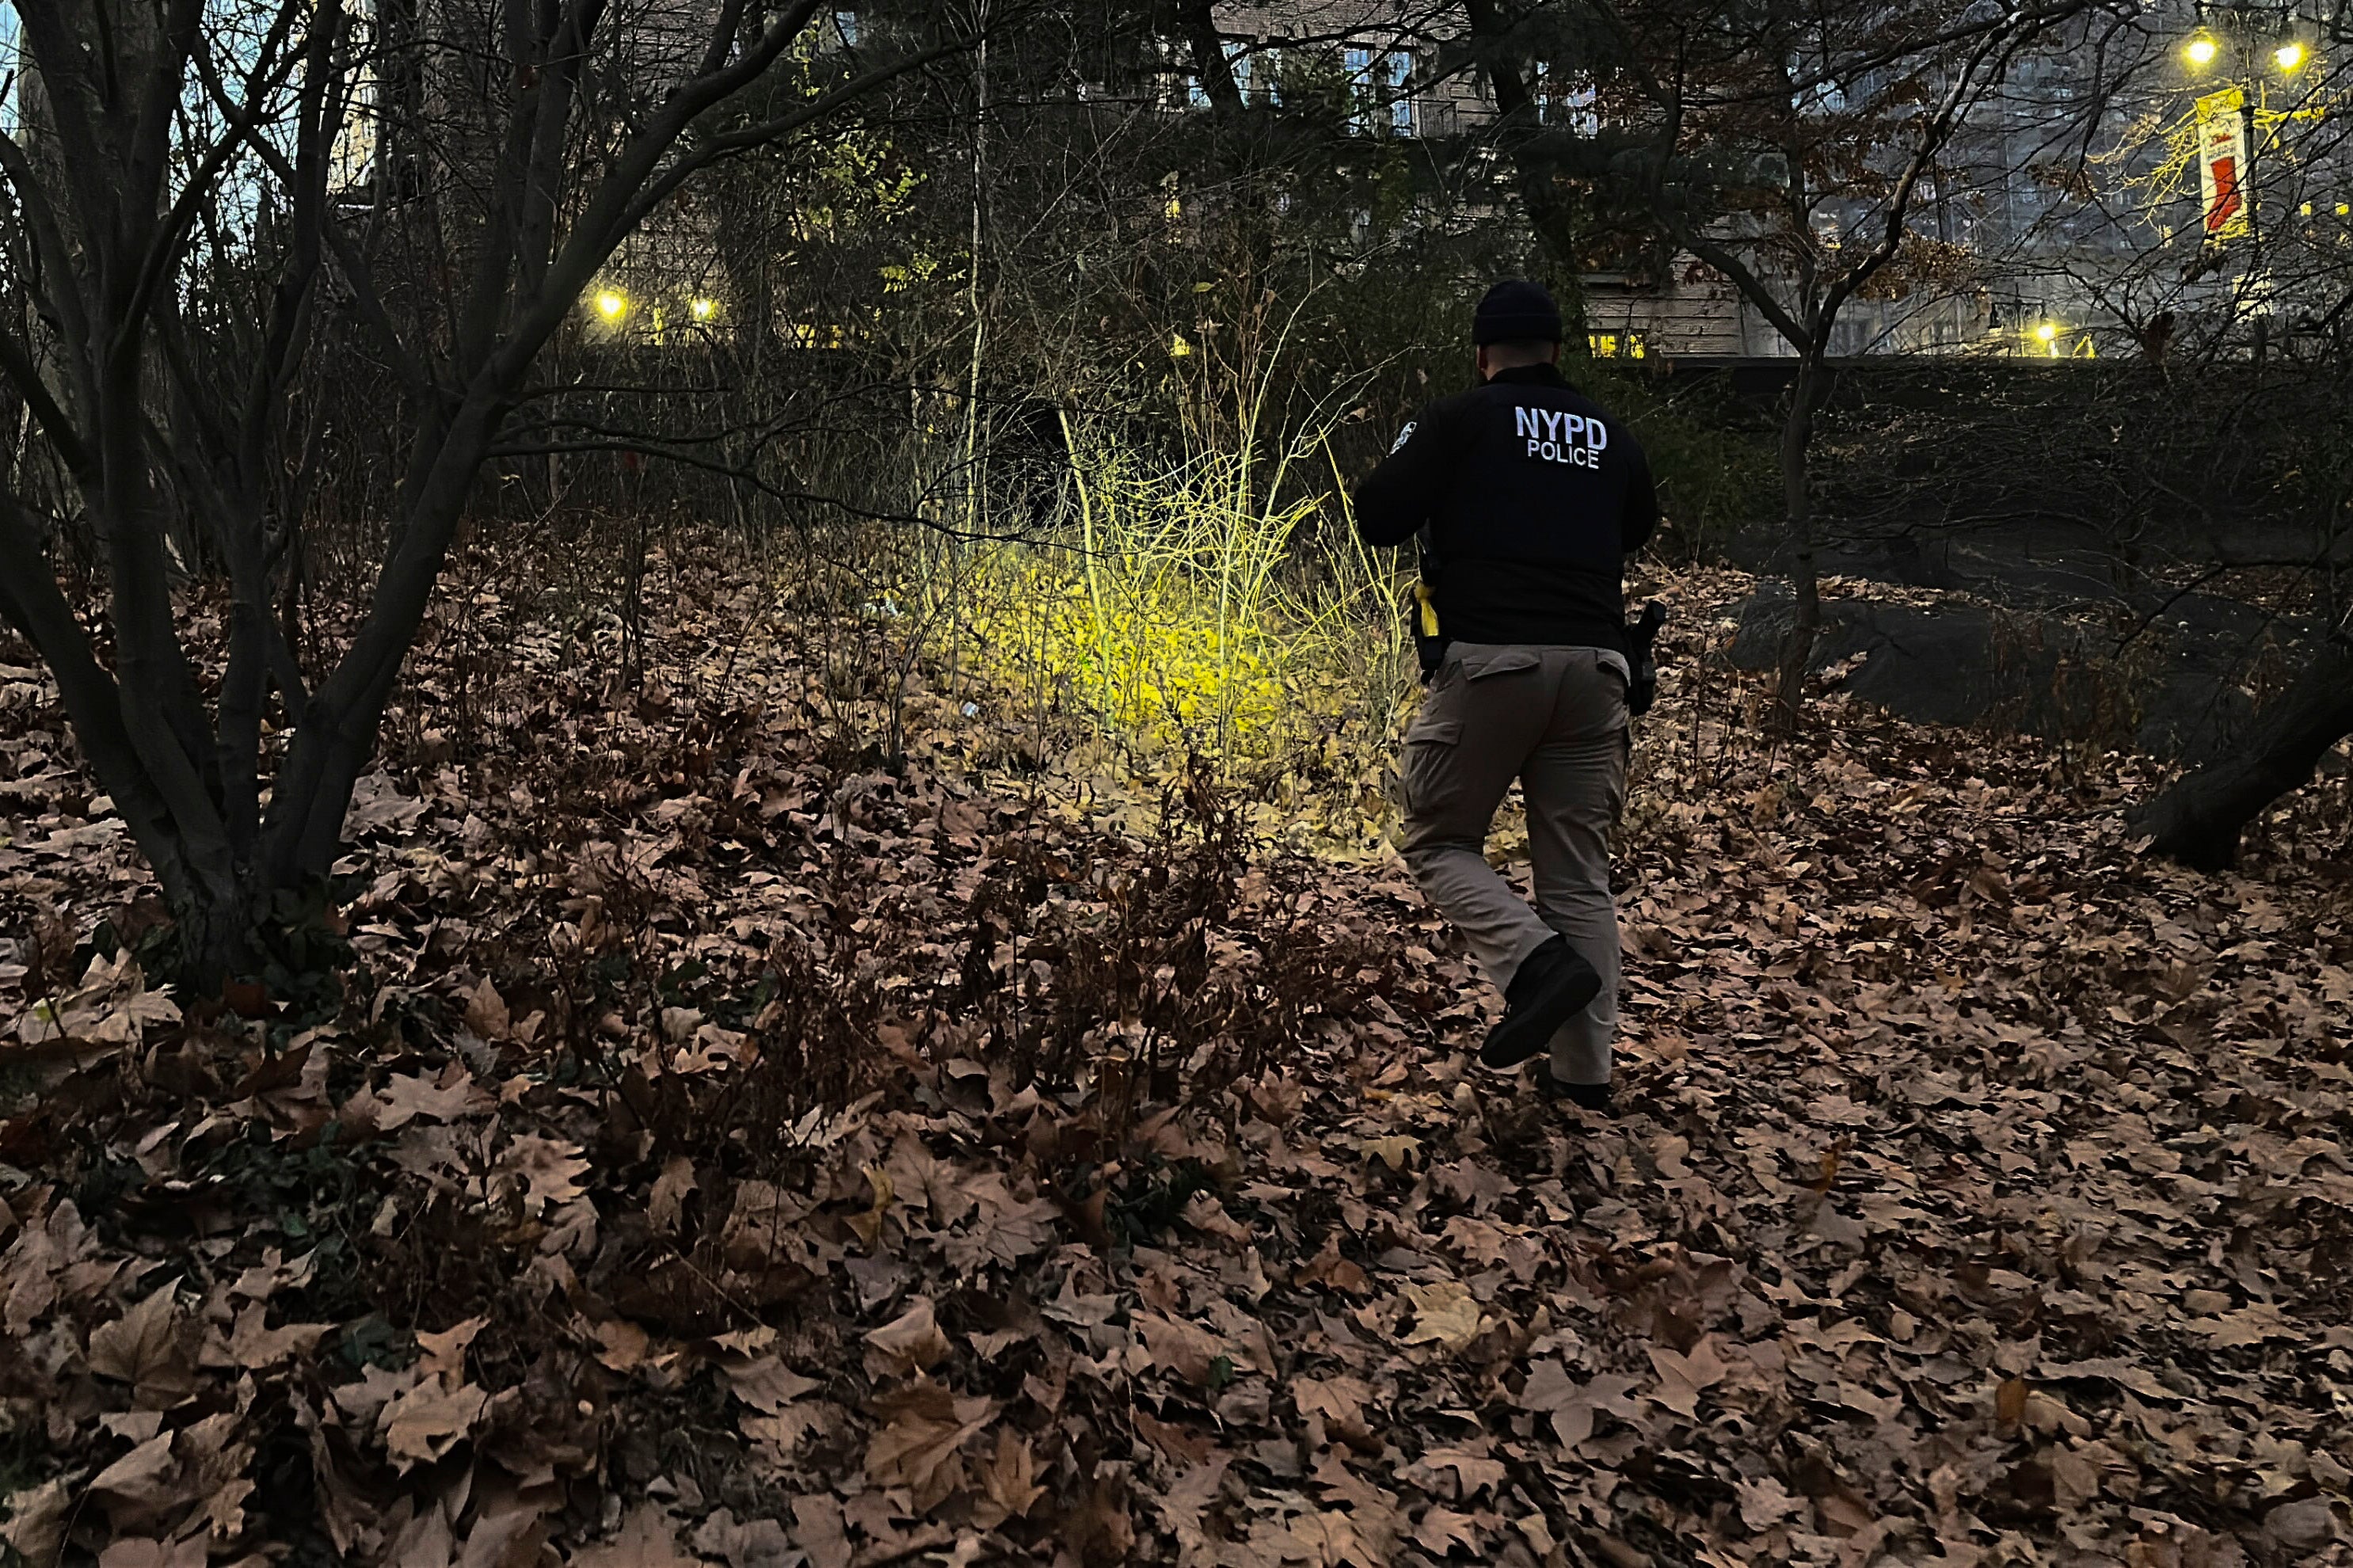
left=2028, top=32, right=2353, bottom=867
left=2132, top=634, right=2353, bottom=868
left=1579, top=0, right=2106, bottom=728
left=0, top=0, right=972, bottom=984
left=1460, top=0, right=1602, bottom=321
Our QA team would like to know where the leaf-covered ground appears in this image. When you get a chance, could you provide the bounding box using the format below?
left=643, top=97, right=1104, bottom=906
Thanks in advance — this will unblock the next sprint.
left=2, top=547, right=2351, bottom=1566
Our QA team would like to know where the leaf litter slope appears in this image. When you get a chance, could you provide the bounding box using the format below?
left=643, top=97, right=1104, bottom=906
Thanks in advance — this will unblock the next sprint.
left=0, top=551, right=2349, bottom=1565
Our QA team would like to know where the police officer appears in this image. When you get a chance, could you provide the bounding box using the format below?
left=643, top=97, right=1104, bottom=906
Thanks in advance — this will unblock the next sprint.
left=1354, top=280, right=1658, bottom=1113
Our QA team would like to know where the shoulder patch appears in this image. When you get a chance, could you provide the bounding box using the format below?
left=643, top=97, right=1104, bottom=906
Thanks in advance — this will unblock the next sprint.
left=1388, top=420, right=1418, bottom=455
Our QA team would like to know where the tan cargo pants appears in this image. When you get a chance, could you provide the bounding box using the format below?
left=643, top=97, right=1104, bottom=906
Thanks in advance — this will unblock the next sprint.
left=1398, top=644, right=1630, bottom=1087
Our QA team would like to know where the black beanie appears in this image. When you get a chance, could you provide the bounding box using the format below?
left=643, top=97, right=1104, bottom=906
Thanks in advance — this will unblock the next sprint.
left=1473, top=279, right=1563, bottom=344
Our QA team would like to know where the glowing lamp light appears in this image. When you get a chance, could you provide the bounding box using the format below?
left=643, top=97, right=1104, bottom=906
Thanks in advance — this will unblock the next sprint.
left=2275, top=40, right=2309, bottom=73
left=2035, top=322, right=2058, bottom=343
left=594, top=289, right=628, bottom=321
left=689, top=297, right=717, bottom=321
left=2184, top=33, right=2218, bottom=67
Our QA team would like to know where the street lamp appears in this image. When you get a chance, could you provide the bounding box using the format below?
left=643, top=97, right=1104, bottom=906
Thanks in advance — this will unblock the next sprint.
left=2180, top=2, right=2334, bottom=361
left=594, top=288, right=629, bottom=322
left=2187, top=2, right=2332, bottom=70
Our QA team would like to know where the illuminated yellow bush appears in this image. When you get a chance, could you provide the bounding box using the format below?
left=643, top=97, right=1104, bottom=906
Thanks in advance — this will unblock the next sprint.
left=947, top=428, right=1411, bottom=769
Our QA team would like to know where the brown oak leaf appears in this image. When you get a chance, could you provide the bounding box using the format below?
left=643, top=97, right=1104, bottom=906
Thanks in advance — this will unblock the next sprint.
left=379, top=1376, right=488, bottom=1470
left=862, top=1380, right=994, bottom=1512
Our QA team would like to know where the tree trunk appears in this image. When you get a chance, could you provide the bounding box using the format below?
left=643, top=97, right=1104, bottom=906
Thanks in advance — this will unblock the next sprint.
left=1172, top=0, right=1243, bottom=113
left=1770, top=356, right=1825, bottom=733
left=2130, top=639, right=2353, bottom=870
left=180, top=884, right=263, bottom=994
left=1464, top=0, right=1585, bottom=333
left=0, top=2, right=981, bottom=995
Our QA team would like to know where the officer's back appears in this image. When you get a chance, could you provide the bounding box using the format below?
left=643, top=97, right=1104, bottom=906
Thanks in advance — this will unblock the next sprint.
left=1356, top=348, right=1657, bottom=657
left=1350, top=279, right=1656, bottom=1113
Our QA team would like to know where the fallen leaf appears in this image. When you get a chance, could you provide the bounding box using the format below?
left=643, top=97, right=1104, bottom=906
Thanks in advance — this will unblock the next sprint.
left=1133, top=1405, right=1217, bottom=1464
left=501, top=1136, right=588, bottom=1216
left=87, top=1284, right=195, bottom=1408
left=1399, top=1280, right=1481, bottom=1352
left=727, top=1355, right=822, bottom=1414
left=1738, top=1475, right=1807, bottom=1531
left=863, top=1380, right=994, bottom=1511
left=843, top=1164, right=894, bottom=1249
left=464, top=976, right=511, bottom=1041
left=594, top=1317, right=652, bottom=1373
left=691, top=1509, right=795, bottom=1568
left=379, top=1376, right=488, bottom=1470
left=1297, top=1236, right=1370, bottom=1295
left=571, top=1504, right=698, bottom=1567
left=227, top=1302, right=330, bottom=1370
left=1065, top=1478, right=1136, bottom=1566
left=649, top=1155, right=697, bottom=1235
left=87, top=1429, right=178, bottom=1518
left=1519, top=1361, right=1643, bottom=1449
left=1414, top=1506, right=1480, bottom=1555
left=415, top=1315, right=485, bottom=1378
left=373, top=1068, right=490, bottom=1129
left=95, top=1540, right=206, bottom=1568
left=2265, top=1496, right=2341, bottom=1552
left=787, top=1495, right=851, bottom=1568
left=863, top=1297, right=950, bottom=1372
left=973, top=1427, right=1045, bottom=1528
left=0, top=1479, right=70, bottom=1565
left=1137, top=1312, right=1225, bottom=1385
left=1647, top=1334, right=1728, bottom=1418
left=1403, top=1446, right=1507, bottom=1500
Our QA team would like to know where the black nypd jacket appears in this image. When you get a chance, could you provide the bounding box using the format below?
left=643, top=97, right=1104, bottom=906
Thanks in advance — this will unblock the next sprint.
left=1354, top=363, right=1658, bottom=655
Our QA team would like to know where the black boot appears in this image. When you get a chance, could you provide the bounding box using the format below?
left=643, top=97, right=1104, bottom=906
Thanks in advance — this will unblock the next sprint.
left=1479, top=936, right=1601, bottom=1071
left=1536, top=1075, right=1611, bottom=1113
